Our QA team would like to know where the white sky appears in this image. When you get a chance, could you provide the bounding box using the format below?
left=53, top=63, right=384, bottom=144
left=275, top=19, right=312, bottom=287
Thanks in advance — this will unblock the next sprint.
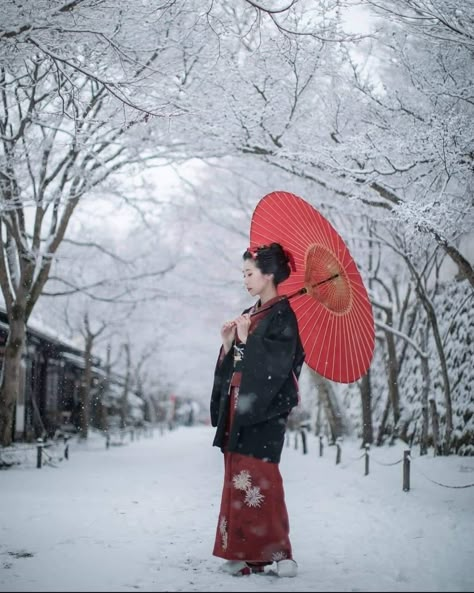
left=1, top=425, right=473, bottom=592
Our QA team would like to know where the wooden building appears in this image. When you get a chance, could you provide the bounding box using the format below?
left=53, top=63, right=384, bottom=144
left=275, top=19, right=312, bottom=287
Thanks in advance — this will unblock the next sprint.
left=0, top=311, right=146, bottom=442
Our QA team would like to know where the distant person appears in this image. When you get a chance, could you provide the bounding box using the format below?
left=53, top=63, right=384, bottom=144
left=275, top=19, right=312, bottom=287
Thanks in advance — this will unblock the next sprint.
left=186, top=405, right=194, bottom=426
left=210, top=243, right=305, bottom=577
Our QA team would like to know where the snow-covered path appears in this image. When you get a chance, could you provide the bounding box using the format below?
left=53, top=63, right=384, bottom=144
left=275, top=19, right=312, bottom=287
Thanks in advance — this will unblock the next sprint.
left=1, top=425, right=473, bottom=592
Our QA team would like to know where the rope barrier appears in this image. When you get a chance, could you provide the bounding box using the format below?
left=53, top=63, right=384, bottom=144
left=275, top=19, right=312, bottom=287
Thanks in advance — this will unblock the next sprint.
left=1, top=439, right=68, bottom=469
left=371, top=456, right=403, bottom=467
left=41, top=446, right=61, bottom=468
left=410, top=460, right=474, bottom=489
left=1, top=425, right=159, bottom=470
left=308, top=435, right=474, bottom=490
left=346, top=452, right=366, bottom=462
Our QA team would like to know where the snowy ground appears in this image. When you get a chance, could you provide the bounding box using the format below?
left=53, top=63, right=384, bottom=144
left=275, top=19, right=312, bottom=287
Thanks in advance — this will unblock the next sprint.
left=0, top=425, right=473, bottom=592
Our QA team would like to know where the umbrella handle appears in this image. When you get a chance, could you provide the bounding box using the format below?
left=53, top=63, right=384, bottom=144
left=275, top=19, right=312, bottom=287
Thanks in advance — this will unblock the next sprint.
left=313, top=273, right=339, bottom=286
left=249, top=274, right=340, bottom=317
left=287, top=273, right=340, bottom=300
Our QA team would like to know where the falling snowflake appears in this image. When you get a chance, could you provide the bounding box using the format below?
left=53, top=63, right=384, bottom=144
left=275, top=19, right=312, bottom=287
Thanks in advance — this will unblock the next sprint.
left=233, top=470, right=251, bottom=491
left=272, top=551, right=287, bottom=562
left=244, top=486, right=265, bottom=508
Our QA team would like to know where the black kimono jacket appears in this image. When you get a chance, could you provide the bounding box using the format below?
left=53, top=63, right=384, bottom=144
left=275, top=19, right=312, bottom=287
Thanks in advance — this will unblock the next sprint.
left=210, top=297, right=305, bottom=463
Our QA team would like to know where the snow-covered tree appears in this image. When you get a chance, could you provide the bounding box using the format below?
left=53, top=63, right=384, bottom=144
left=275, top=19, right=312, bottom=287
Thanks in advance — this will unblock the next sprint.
left=0, top=0, right=352, bottom=445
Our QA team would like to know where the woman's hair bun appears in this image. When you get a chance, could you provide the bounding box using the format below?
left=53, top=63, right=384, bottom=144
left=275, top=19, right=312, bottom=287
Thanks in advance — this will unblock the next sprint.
left=243, top=242, right=293, bottom=285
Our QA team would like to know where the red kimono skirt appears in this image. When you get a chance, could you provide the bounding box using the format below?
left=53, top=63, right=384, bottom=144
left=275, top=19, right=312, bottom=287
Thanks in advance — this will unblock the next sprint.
left=212, top=375, right=293, bottom=564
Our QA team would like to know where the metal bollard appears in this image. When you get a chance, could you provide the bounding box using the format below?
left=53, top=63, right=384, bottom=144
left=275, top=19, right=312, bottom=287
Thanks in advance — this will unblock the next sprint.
left=300, top=429, right=308, bottom=455
left=64, top=436, right=70, bottom=460
left=403, top=449, right=411, bottom=492
left=36, top=440, right=43, bottom=469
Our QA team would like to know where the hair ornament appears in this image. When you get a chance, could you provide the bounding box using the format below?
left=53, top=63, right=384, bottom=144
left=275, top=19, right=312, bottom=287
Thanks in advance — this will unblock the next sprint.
left=247, top=245, right=267, bottom=259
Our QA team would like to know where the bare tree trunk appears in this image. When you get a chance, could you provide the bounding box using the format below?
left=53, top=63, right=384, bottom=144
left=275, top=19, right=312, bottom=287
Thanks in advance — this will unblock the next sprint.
left=311, top=371, right=346, bottom=443
left=78, top=332, right=93, bottom=440
left=420, top=326, right=430, bottom=455
left=428, top=310, right=453, bottom=454
left=120, top=343, right=131, bottom=429
left=361, top=224, right=374, bottom=447
left=314, top=395, right=323, bottom=436
left=376, top=393, right=391, bottom=446
left=101, top=344, right=112, bottom=432
left=429, top=398, right=442, bottom=456
left=406, top=262, right=453, bottom=454
left=359, top=370, right=373, bottom=445
left=372, top=302, right=401, bottom=444
left=0, top=313, right=26, bottom=446
left=383, top=309, right=401, bottom=435
left=76, top=314, right=107, bottom=439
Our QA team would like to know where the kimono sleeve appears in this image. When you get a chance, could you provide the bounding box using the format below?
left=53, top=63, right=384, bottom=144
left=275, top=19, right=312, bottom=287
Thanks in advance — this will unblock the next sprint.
left=210, top=346, right=233, bottom=427
left=236, top=307, right=299, bottom=425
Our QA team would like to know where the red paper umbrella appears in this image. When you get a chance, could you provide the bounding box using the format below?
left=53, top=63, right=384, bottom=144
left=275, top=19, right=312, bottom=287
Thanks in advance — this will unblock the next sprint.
left=250, top=191, right=375, bottom=383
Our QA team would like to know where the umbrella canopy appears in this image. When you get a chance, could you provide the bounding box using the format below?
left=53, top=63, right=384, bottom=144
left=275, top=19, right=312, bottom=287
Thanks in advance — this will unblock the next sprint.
left=250, top=191, right=375, bottom=383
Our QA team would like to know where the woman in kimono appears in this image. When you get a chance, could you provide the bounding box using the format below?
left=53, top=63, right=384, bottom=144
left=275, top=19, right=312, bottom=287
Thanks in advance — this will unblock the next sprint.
left=210, top=242, right=305, bottom=577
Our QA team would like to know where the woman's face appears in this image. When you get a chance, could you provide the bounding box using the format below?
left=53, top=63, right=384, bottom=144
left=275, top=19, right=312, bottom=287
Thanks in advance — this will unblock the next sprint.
left=243, top=259, right=273, bottom=297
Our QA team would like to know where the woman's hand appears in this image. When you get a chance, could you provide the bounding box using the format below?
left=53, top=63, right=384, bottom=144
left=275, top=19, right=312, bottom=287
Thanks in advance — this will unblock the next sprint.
left=234, top=313, right=251, bottom=343
left=220, top=320, right=236, bottom=353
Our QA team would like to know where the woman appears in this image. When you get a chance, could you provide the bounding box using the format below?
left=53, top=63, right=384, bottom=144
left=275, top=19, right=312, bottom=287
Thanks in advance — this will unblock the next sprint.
left=210, top=242, right=305, bottom=577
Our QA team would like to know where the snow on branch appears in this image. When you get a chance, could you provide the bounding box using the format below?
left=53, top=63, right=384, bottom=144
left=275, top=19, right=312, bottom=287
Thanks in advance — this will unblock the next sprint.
left=374, top=318, right=428, bottom=359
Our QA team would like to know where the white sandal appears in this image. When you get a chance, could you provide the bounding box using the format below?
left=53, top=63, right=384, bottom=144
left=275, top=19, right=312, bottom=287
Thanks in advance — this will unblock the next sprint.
left=220, top=560, right=247, bottom=575
left=220, top=560, right=265, bottom=576
left=276, top=558, right=298, bottom=577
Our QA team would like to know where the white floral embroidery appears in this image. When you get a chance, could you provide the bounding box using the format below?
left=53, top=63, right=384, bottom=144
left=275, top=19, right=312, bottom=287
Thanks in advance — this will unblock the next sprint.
left=232, top=470, right=251, bottom=491
left=219, top=516, right=227, bottom=534
left=219, top=516, right=228, bottom=550
left=272, top=551, right=287, bottom=562
left=232, top=469, right=266, bottom=509
left=244, top=486, right=265, bottom=508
